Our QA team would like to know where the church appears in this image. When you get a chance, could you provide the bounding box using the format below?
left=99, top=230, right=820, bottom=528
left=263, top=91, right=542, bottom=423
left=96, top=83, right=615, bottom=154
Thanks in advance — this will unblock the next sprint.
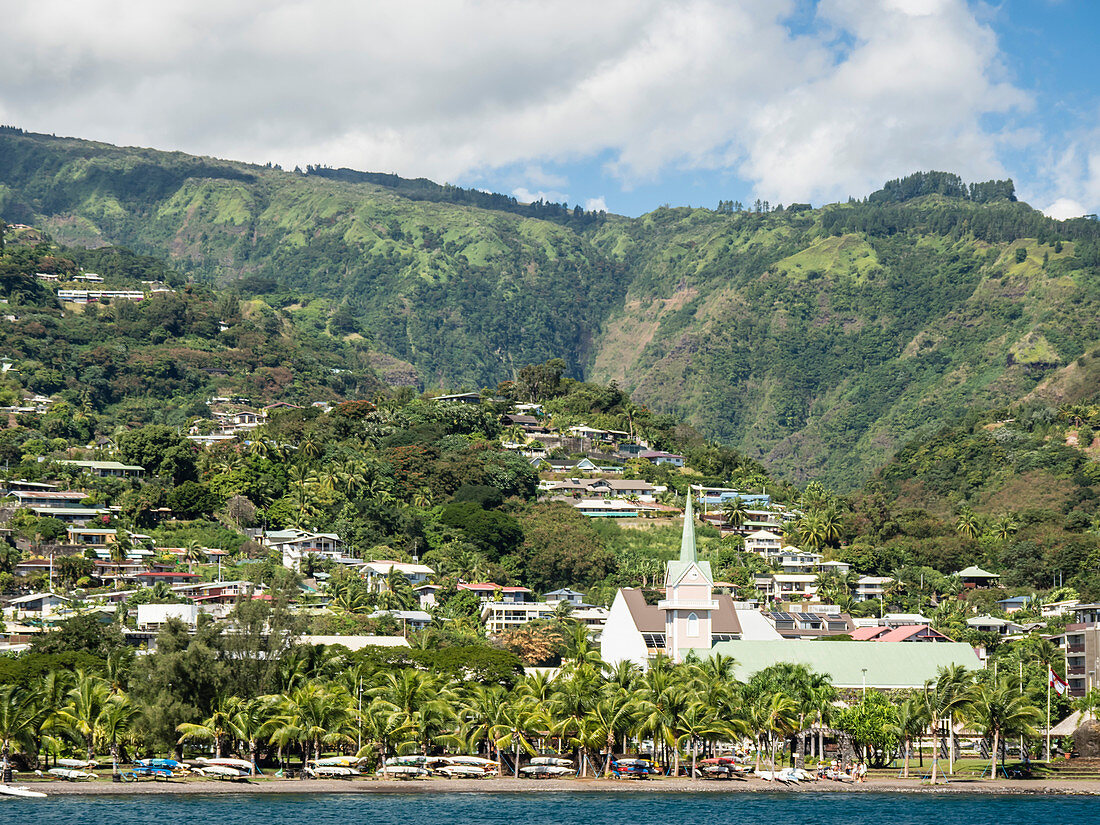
left=600, top=495, right=750, bottom=666
left=599, top=496, right=983, bottom=688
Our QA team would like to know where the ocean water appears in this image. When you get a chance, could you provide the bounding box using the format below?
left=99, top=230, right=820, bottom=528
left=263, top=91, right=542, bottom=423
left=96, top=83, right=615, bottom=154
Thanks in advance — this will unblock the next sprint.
left=0, top=791, right=1093, bottom=825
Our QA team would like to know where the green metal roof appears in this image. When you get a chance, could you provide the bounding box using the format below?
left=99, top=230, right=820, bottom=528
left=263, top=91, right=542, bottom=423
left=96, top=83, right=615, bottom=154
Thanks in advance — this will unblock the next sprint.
left=955, top=565, right=999, bottom=578
left=686, top=639, right=981, bottom=689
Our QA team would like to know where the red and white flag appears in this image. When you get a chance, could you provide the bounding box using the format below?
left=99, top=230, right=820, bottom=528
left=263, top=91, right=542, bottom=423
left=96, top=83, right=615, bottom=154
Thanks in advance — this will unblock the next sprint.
left=1049, top=666, right=1068, bottom=696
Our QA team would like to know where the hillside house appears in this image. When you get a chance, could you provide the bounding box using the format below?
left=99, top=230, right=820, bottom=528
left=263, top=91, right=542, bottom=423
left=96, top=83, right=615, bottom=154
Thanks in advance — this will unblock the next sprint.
left=361, top=560, right=434, bottom=592
left=59, top=459, right=145, bottom=479
left=954, top=566, right=1001, bottom=589
left=639, top=450, right=685, bottom=467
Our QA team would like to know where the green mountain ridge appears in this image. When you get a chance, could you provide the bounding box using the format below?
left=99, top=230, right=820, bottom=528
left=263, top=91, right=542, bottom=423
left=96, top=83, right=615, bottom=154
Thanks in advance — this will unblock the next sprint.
left=3, top=127, right=1100, bottom=488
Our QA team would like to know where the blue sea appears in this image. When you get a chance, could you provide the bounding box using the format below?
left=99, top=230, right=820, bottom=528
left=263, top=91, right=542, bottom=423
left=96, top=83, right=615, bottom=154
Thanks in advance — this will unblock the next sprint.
left=0, top=791, right=1092, bottom=825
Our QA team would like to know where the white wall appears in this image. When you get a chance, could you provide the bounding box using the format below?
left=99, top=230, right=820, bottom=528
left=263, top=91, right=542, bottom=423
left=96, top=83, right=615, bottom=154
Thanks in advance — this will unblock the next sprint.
left=599, top=590, right=650, bottom=667
left=137, top=603, right=198, bottom=628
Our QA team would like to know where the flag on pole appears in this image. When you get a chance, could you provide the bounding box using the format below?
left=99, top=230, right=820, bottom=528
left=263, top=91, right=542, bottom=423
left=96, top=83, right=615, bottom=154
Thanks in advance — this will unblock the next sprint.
left=1049, top=666, right=1068, bottom=696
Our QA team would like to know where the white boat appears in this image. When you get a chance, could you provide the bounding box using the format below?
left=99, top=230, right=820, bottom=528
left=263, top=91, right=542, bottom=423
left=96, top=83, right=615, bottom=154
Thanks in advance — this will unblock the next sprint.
left=47, top=768, right=95, bottom=781
left=314, top=756, right=366, bottom=768
left=56, top=759, right=96, bottom=769
left=448, top=761, right=497, bottom=774
left=196, top=757, right=253, bottom=772
left=793, top=767, right=818, bottom=781
left=379, top=765, right=428, bottom=778
left=306, top=764, right=359, bottom=778
left=775, top=768, right=799, bottom=784
left=437, top=765, right=488, bottom=778
left=520, top=764, right=572, bottom=777
left=0, top=785, right=47, bottom=798
left=528, top=756, right=573, bottom=768
left=753, top=769, right=773, bottom=781
left=194, top=765, right=248, bottom=779
left=384, top=755, right=430, bottom=766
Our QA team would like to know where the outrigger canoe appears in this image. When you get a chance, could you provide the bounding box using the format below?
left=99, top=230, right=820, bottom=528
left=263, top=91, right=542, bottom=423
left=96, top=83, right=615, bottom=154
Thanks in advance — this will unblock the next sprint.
left=306, top=765, right=359, bottom=778
left=519, top=765, right=572, bottom=777
left=528, top=756, right=574, bottom=768
left=0, top=785, right=47, bottom=798
left=47, top=768, right=95, bottom=781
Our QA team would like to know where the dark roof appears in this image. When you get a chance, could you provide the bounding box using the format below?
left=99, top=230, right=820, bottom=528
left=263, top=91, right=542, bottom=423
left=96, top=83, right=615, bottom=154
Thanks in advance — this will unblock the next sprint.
left=503, top=414, right=540, bottom=426
left=621, top=588, right=663, bottom=633
left=621, top=589, right=742, bottom=636
left=712, top=593, right=742, bottom=635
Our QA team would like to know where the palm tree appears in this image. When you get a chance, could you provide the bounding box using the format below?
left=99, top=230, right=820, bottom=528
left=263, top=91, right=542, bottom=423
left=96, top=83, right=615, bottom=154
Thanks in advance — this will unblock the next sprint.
left=0, top=685, right=37, bottom=780
left=922, top=665, right=972, bottom=782
left=377, top=569, right=416, bottom=612
left=721, top=496, right=747, bottom=529
left=967, top=679, right=1040, bottom=778
left=587, top=688, right=640, bottom=774
left=177, top=700, right=235, bottom=758
left=99, top=693, right=139, bottom=778
left=1076, top=688, right=1100, bottom=722
left=676, top=700, right=742, bottom=778
left=798, top=513, right=827, bottom=551
left=496, top=694, right=544, bottom=777
left=561, top=624, right=602, bottom=674
left=226, top=696, right=279, bottom=774
left=550, top=670, right=602, bottom=773
left=57, top=670, right=109, bottom=760
left=184, top=539, right=206, bottom=574
left=889, top=694, right=927, bottom=778
left=331, top=588, right=370, bottom=615
left=360, top=697, right=417, bottom=775
left=955, top=507, right=981, bottom=539
left=759, top=693, right=799, bottom=772
left=32, top=669, right=72, bottom=769
left=372, top=670, right=454, bottom=753
left=993, top=514, right=1018, bottom=542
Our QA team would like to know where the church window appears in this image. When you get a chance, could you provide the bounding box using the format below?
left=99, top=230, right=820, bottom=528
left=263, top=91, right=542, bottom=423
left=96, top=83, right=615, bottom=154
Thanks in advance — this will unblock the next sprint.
left=687, top=612, right=699, bottom=636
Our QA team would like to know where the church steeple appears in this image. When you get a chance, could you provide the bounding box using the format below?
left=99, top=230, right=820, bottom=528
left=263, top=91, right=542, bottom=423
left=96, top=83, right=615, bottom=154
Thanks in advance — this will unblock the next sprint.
left=679, top=492, right=697, bottom=563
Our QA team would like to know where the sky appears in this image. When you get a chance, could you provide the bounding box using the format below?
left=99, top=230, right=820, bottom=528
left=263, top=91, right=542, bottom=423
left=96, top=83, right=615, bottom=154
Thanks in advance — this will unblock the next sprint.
left=1, top=0, right=1098, bottom=218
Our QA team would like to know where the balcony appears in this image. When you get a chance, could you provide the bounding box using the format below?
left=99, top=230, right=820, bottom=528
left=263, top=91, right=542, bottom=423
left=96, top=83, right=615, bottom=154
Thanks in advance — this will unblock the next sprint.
left=657, top=599, right=719, bottom=611
left=1068, top=644, right=1086, bottom=654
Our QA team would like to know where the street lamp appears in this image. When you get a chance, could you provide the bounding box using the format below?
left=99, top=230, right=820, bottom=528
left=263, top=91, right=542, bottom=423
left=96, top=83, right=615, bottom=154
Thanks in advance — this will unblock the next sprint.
left=862, top=668, right=868, bottom=697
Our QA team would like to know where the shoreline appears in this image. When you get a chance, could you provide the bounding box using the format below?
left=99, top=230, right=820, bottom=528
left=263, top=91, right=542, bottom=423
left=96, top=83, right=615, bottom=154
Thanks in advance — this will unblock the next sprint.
left=16, top=775, right=1100, bottom=797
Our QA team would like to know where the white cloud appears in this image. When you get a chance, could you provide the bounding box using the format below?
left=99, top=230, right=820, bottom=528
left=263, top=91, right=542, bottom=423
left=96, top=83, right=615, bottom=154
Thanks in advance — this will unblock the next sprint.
left=513, top=187, right=570, bottom=205
left=584, top=197, right=609, bottom=213
left=1031, top=116, right=1100, bottom=217
left=1043, top=198, right=1088, bottom=221
left=0, top=0, right=1032, bottom=205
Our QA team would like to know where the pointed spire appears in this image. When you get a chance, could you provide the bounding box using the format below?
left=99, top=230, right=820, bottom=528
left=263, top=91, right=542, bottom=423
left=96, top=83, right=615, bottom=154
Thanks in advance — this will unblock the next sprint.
left=679, top=493, right=697, bottom=563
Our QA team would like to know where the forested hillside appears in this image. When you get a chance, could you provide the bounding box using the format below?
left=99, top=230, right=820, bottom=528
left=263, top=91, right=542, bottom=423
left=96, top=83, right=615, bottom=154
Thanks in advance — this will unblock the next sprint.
left=0, top=228, right=383, bottom=424
left=4, top=127, right=1100, bottom=487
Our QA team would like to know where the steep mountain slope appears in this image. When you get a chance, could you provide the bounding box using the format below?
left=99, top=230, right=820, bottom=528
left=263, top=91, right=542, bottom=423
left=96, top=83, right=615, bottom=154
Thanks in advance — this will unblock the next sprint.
left=586, top=199, right=1100, bottom=486
left=4, top=127, right=1100, bottom=488
left=0, top=128, right=624, bottom=389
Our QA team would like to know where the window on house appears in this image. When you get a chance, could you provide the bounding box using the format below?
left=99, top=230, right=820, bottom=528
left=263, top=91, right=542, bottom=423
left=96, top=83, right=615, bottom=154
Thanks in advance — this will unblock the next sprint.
left=687, top=613, right=699, bottom=637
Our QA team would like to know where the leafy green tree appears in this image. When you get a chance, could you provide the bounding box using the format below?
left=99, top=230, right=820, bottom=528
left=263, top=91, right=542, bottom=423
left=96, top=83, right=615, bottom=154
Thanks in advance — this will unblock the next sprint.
left=836, top=690, right=899, bottom=767
left=117, top=426, right=198, bottom=483
left=166, top=481, right=219, bottom=518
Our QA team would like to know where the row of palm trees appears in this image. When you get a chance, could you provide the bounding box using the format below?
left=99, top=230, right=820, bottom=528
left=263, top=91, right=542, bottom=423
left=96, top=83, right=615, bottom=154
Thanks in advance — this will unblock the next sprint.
left=893, top=665, right=1041, bottom=781
left=0, top=650, right=1044, bottom=781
